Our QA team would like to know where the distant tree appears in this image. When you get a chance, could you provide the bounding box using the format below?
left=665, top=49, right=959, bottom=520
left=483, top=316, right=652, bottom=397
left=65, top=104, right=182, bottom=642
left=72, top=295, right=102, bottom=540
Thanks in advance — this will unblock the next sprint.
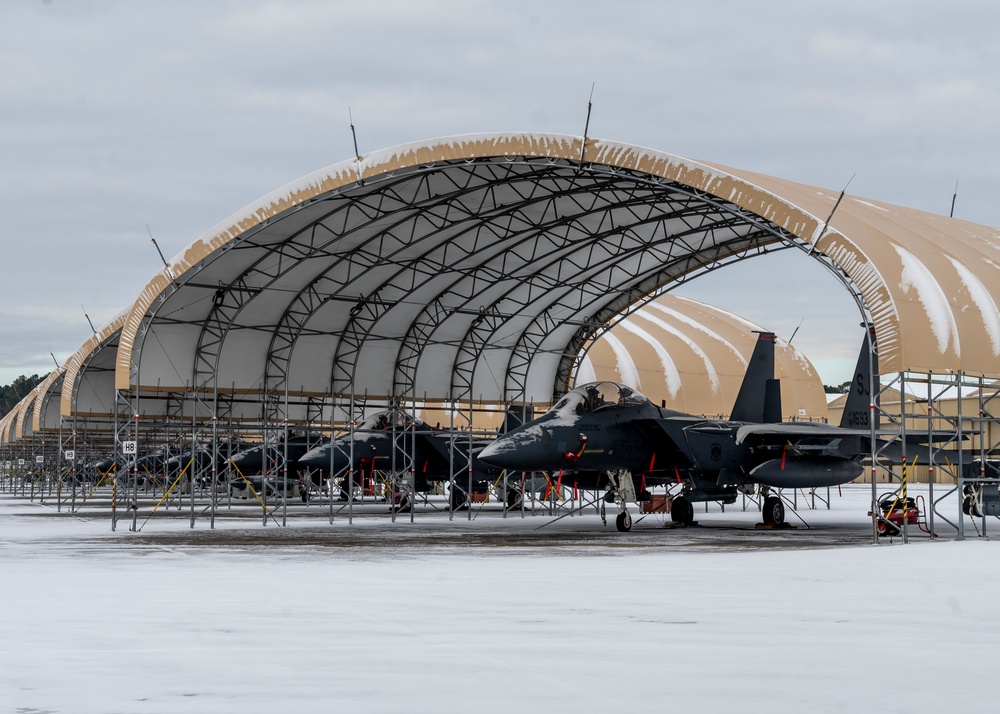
left=823, top=381, right=851, bottom=395
left=0, top=374, right=47, bottom=418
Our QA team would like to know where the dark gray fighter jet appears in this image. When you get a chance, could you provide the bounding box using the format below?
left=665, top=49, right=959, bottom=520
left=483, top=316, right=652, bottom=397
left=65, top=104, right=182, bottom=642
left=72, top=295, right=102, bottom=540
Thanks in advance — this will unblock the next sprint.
left=478, top=331, right=887, bottom=531
left=298, top=411, right=501, bottom=509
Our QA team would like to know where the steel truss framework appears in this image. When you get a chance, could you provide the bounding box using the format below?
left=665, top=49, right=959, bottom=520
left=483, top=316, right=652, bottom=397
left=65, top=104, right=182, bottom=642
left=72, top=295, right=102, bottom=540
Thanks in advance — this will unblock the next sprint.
left=866, top=370, right=1000, bottom=541
left=127, top=157, right=827, bottom=412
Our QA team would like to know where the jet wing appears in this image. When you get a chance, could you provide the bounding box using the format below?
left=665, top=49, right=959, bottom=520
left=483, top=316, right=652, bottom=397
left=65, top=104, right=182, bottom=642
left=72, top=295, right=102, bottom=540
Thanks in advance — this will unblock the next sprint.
left=736, top=423, right=963, bottom=444
left=735, top=423, right=872, bottom=445
left=631, top=418, right=700, bottom=467
left=736, top=423, right=964, bottom=464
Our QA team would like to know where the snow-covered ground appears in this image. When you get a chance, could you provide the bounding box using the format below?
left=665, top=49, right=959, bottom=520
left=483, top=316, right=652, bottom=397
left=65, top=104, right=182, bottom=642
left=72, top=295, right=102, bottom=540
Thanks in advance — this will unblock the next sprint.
left=1, top=484, right=996, bottom=713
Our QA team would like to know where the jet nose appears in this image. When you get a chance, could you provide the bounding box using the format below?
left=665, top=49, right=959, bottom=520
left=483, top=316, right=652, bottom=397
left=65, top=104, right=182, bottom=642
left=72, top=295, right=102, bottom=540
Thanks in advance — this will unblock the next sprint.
left=477, top=428, right=549, bottom=471
left=298, top=443, right=330, bottom=470
left=229, top=448, right=252, bottom=467
left=477, top=439, right=505, bottom=467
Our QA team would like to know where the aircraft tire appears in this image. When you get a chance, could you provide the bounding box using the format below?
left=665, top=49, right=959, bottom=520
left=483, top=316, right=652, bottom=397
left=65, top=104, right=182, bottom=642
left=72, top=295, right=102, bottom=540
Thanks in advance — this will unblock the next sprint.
left=505, top=489, right=521, bottom=510
left=670, top=496, right=694, bottom=524
left=300, top=489, right=310, bottom=504
left=763, top=496, right=785, bottom=525
left=615, top=509, right=632, bottom=532
left=450, top=487, right=467, bottom=511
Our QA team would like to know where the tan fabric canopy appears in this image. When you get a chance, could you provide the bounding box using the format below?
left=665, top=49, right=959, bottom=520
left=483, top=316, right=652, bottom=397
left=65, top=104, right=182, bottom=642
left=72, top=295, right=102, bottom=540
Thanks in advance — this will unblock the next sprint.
left=59, top=310, right=128, bottom=419
left=706, top=163, right=1000, bottom=375
left=583, top=294, right=827, bottom=419
left=30, top=366, right=64, bottom=434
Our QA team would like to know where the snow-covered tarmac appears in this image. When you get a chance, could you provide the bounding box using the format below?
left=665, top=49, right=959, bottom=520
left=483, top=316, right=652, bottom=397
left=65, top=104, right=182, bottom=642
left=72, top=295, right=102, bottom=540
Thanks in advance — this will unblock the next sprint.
left=1, top=484, right=996, bottom=713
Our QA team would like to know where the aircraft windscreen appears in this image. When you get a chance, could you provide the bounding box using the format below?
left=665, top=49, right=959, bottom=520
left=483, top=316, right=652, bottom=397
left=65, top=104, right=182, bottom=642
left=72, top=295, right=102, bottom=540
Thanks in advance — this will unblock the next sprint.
left=356, top=411, right=424, bottom=431
left=548, top=382, right=648, bottom=417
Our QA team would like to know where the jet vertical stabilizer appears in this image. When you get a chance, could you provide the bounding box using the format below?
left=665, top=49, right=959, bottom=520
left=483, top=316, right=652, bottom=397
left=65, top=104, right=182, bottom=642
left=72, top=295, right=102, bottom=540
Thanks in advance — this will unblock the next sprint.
left=763, top=378, right=782, bottom=424
left=839, top=326, right=879, bottom=430
left=729, top=332, right=776, bottom=423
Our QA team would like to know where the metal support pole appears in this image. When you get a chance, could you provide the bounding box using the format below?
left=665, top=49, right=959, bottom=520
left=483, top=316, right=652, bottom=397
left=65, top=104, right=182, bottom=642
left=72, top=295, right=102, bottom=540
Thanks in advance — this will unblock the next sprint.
left=956, top=372, right=966, bottom=541
left=900, top=370, right=909, bottom=544
left=210, top=415, right=218, bottom=529
left=348, top=392, right=355, bottom=526
left=282, top=416, right=289, bottom=528
left=927, top=372, right=935, bottom=539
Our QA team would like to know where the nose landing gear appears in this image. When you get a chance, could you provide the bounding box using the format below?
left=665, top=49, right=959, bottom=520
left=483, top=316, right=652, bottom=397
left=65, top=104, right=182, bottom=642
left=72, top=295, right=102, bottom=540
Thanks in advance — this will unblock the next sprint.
left=606, top=470, right=636, bottom=532
left=615, top=509, right=632, bottom=532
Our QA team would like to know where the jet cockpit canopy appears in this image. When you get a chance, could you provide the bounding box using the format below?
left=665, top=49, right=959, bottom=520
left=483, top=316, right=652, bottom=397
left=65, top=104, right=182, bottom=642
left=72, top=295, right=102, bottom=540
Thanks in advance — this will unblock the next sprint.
left=355, top=410, right=425, bottom=432
left=549, top=381, right=649, bottom=417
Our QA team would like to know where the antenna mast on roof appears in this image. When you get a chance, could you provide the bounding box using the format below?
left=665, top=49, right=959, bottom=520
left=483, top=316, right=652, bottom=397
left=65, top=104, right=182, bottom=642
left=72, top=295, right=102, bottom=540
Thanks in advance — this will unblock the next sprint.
left=82, top=306, right=97, bottom=335
left=147, top=224, right=170, bottom=270
left=950, top=179, right=958, bottom=217
left=788, top=317, right=805, bottom=345
left=147, top=224, right=179, bottom=287
left=809, top=174, right=854, bottom=256
left=350, top=107, right=363, bottom=186
left=580, top=82, right=595, bottom=164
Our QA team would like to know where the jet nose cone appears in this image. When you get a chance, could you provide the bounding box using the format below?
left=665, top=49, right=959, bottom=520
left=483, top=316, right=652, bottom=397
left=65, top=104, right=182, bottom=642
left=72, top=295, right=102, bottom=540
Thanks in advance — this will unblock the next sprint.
left=298, top=443, right=330, bottom=470
left=477, top=439, right=505, bottom=467
left=477, top=428, right=548, bottom=471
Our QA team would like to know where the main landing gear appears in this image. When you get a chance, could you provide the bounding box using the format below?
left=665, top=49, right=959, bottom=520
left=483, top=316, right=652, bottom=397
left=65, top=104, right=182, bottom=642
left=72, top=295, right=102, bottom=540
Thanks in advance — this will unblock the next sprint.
left=760, top=494, right=786, bottom=526
left=669, top=495, right=694, bottom=525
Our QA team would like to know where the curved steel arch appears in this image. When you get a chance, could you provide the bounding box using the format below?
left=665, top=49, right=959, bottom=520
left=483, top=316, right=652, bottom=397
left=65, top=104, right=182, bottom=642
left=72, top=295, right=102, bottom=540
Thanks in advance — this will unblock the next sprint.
left=392, top=166, right=709, bottom=401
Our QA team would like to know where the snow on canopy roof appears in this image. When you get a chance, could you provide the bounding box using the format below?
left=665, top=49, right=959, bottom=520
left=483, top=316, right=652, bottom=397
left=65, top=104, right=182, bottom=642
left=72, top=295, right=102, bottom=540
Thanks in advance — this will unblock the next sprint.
left=31, top=365, right=65, bottom=434
left=583, top=294, right=827, bottom=419
left=59, top=309, right=128, bottom=419
left=114, top=133, right=1000, bottom=410
left=0, top=406, right=18, bottom=444
left=13, top=387, right=41, bottom=440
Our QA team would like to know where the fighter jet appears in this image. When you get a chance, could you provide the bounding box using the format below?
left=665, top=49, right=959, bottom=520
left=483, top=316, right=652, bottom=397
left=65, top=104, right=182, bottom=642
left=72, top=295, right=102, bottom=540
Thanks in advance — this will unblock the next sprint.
left=226, top=432, right=328, bottom=500
left=478, top=331, right=887, bottom=531
left=297, top=410, right=501, bottom=509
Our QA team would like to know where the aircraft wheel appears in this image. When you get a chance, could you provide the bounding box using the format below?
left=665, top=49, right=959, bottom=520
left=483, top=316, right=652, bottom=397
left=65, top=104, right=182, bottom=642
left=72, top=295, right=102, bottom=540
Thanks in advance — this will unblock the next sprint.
left=670, top=495, right=694, bottom=524
left=505, top=489, right=521, bottom=510
left=450, top=487, right=467, bottom=511
left=615, top=509, right=632, bottom=532
left=300, top=489, right=310, bottom=503
left=762, top=496, right=785, bottom=525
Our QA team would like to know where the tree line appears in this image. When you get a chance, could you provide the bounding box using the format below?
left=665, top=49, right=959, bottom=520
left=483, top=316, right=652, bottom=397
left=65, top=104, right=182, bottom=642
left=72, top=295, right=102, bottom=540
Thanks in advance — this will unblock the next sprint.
left=0, top=374, right=48, bottom=418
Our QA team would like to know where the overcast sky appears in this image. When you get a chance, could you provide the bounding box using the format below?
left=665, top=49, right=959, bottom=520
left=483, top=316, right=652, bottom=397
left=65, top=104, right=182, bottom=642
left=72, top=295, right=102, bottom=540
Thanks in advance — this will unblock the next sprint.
left=2, top=0, right=998, bottom=388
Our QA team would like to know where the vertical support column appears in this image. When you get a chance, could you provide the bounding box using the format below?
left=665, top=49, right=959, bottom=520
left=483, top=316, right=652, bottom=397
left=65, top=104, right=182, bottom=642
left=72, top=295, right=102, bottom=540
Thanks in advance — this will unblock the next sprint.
left=113, top=387, right=139, bottom=532
left=956, top=371, right=965, bottom=541
left=926, top=372, right=935, bottom=538
left=899, top=371, right=909, bottom=544
left=978, top=375, right=988, bottom=538
left=867, top=328, right=879, bottom=545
